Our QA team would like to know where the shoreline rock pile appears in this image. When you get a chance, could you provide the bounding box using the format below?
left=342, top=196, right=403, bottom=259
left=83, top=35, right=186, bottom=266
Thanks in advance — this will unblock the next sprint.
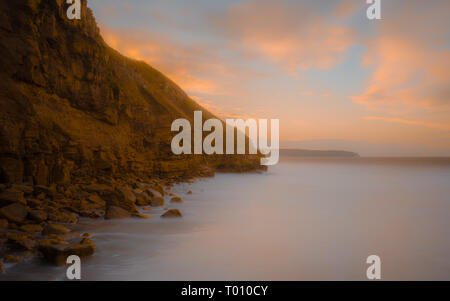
left=0, top=176, right=184, bottom=270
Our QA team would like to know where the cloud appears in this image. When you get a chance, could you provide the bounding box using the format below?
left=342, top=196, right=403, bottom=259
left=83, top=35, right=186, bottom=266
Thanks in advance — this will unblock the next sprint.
left=335, top=0, right=364, bottom=18
left=353, top=0, right=450, bottom=113
left=214, top=0, right=356, bottom=73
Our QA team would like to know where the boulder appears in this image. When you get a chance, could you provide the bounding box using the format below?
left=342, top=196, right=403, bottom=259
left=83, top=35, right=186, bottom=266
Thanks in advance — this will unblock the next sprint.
left=161, top=209, right=183, bottom=218
left=187, top=190, right=193, bottom=195
left=0, top=190, right=25, bottom=206
left=28, top=209, right=48, bottom=222
left=20, top=224, right=43, bottom=233
left=48, top=211, right=78, bottom=224
left=170, top=196, right=184, bottom=204
left=39, top=238, right=95, bottom=266
left=0, top=203, right=28, bottom=223
left=99, top=187, right=138, bottom=214
left=147, top=188, right=164, bottom=207
left=6, top=233, right=35, bottom=250
left=105, top=206, right=131, bottom=220
left=3, top=254, right=21, bottom=263
left=43, top=224, right=70, bottom=235
left=0, top=262, right=4, bottom=273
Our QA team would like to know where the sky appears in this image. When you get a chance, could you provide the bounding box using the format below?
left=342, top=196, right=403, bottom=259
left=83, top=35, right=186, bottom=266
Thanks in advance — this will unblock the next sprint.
left=88, top=0, right=450, bottom=156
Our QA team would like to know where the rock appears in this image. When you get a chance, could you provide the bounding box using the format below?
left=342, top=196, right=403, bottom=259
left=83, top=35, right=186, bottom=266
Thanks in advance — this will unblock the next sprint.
left=161, top=209, right=183, bottom=218
left=0, top=262, right=4, bottom=273
left=99, top=187, right=138, bottom=214
left=135, top=197, right=146, bottom=206
left=133, top=213, right=152, bottom=219
left=0, top=219, right=7, bottom=230
left=48, top=211, right=78, bottom=224
left=82, top=233, right=92, bottom=238
left=119, top=186, right=136, bottom=204
left=20, top=224, right=43, bottom=233
left=142, top=207, right=151, bottom=211
left=43, top=224, right=70, bottom=235
left=147, top=188, right=164, bottom=207
left=187, top=190, right=193, bottom=195
left=27, top=199, right=42, bottom=208
left=39, top=238, right=95, bottom=266
left=79, top=209, right=104, bottom=219
left=10, top=184, right=34, bottom=195
left=6, top=233, right=35, bottom=250
left=105, top=206, right=131, bottom=220
left=87, top=194, right=106, bottom=206
left=0, top=203, right=28, bottom=223
left=4, top=254, right=21, bottom=263
left=0, top=190, right=25, bottom=206
left=170, top=196, right=184, bottom=203
left=28, top=209, right=48, bottom=223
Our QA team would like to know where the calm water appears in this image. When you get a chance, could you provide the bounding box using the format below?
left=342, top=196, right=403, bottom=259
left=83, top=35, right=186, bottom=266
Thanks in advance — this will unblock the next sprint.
left=2, top=157, right=450, bottom=280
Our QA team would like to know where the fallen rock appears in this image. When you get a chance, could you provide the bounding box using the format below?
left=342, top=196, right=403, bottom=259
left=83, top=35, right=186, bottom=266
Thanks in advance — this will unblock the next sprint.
left=82, top=233, right=92, bottom=238
left=187, top=190, right=193, bottom=195
left=39, top=238, right=95, bottom=266
left=20, top=224, right=43, bottom=233
left=0, top=203, right=28, bottom=223
left=0, top=262, right=4, bottom=273
left=105, top=206, right=131, bottom=220
left=4, top=254, right=21, bottom=263
left=0, top=190, right=25, bottom=206
left=161, top=209, right=183, bottom=218
left=147, top=189, right=164, bottom=207
left=170, top=196, right=184, bottom=204
left=28, top=210, right=48, bottom=223
left=43, top=224, right=70, bottom=235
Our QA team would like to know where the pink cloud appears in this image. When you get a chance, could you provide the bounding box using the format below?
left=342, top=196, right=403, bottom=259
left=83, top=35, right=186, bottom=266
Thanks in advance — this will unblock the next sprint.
left=215, top=0, right=356, bottom=73
left=353, top=1, right=450, bottom=112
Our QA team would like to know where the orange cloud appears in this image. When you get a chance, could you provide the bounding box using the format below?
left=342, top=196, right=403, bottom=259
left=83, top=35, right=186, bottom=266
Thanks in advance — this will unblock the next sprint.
left=215, top=0, right=355, bottom=73
left=353, top=0, right=450, bottom=112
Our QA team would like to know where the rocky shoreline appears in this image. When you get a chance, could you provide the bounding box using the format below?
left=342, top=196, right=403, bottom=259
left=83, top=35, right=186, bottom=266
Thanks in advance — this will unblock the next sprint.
left=0, top=0, right=266, bottom=275
left=0, top=175, right=202, bottom=273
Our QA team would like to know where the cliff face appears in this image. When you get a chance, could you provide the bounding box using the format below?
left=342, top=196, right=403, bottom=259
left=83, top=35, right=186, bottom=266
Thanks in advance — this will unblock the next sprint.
left=0, top=0, right=263, bottom=185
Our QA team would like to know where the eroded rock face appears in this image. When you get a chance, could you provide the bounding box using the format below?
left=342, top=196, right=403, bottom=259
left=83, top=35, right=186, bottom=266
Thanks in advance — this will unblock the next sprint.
left=0, top=0, right=265, bottom=188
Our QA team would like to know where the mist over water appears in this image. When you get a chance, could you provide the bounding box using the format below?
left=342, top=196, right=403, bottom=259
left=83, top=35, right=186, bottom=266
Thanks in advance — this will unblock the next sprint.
left=2, top=157, right=450, bottom=280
